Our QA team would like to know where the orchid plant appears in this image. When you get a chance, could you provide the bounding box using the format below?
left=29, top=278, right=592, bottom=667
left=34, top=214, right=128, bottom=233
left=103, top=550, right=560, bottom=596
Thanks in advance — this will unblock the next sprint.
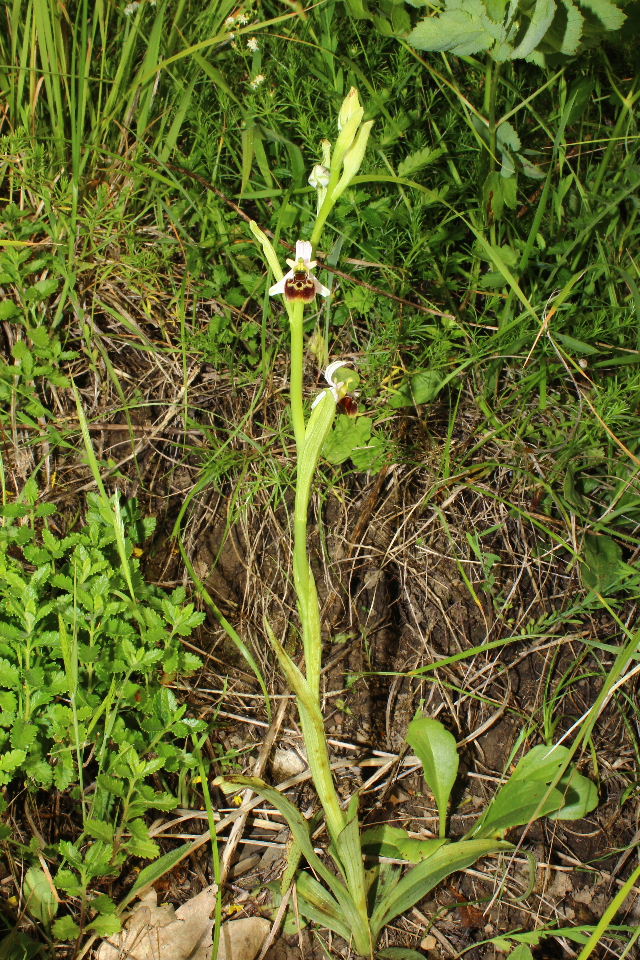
left=218, top=90, right=598, bottom=958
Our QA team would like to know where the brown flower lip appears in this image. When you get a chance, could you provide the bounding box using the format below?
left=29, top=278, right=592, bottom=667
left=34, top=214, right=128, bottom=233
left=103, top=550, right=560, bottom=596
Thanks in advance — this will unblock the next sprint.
left=284, top=270, right=319, bottom=302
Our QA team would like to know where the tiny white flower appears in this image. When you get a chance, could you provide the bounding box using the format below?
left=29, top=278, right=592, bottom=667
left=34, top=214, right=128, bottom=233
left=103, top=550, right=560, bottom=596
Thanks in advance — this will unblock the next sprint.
left=247, top=36, right=259, bottom=51
left=269, top=241, right=330, bottom=302
left=250, top=73, right=266, bottom=88
left=225, top=14, right=236, bottom=25
left=124, top=1, right=140, bottom=14
left=237, top=12, right=250, bottom=24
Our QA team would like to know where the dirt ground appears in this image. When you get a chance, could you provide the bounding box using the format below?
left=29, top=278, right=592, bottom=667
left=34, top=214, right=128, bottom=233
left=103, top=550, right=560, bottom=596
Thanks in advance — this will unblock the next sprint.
left=167, top=440, right=639, bottom=959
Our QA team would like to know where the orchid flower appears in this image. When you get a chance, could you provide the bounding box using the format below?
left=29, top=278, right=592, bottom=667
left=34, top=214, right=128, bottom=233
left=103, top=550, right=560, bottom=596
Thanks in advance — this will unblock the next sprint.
left=268, top=241, right=330, bottom=302
left=312, top=360, right=359, bottom=408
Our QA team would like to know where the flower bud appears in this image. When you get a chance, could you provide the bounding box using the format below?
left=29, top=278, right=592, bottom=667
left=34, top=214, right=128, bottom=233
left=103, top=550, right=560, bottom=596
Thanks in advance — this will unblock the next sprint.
left=333, top=120, right=374, bottom=199
left=308, top=164, right=330, bottom=189
left=338, top=87, right=362, bottom=132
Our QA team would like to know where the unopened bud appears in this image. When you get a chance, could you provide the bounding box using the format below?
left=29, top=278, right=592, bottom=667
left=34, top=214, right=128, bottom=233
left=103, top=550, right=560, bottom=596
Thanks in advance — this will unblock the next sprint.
left=308, top=164, right=330, bottom=189
left=338, top=87, right=363, bottom=133
left=334, top=120, right=374, bottom=198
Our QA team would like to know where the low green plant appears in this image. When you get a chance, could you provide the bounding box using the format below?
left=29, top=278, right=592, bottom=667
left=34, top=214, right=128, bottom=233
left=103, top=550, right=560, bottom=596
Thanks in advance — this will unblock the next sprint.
left=0, top=486, right=206, bottom=940
left=217, top=88, right=598, bottom=958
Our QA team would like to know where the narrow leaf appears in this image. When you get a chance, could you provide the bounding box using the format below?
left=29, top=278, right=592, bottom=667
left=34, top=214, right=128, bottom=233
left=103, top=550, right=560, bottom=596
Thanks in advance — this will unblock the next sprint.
left=370, top=839, right=512, bottom=936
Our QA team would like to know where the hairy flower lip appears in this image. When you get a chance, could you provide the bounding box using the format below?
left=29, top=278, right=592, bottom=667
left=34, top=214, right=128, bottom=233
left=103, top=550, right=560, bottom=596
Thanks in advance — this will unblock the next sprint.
left=268, top=240, right=330, bottom=301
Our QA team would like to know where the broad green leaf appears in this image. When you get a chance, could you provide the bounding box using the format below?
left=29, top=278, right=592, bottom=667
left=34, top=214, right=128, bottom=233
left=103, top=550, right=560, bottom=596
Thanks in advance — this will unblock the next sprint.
left=10, top=719, right=37, bottom=751
left=362, top=824, right=447, bottom=864
left=470, top=779, right=564, bottom=838
left=549, top=768, right=598, bottom=821
left=471, top=743, right=597, bottom=837
left=511, top=0, right=555, bottom=57
left=324, top=416, right=373, bottom=465
left=0, top=748, right=26, bottom=781
left=508, top=743, right=598, bottom=821
left=409, top=3, right=502, bottom=55
left=581, top=533, right=624, bottom=593
left=87, top=914, right=122, bottom=936
left=580, top=0, right=625, bottom=30
left=406, top=717, right=458, bottom=838
left=23, top=866, right=58, bottom=926
left=370, top=839, right=513, bottom=937
left=389, top=369, right=445, bottom=408
left=508, top=946, right=534, bottom=960
left=496, top=120, right=521, bottom=153
left=54, top=869, right=83, bottom=897
left=0, top=659, right=20, bottom=688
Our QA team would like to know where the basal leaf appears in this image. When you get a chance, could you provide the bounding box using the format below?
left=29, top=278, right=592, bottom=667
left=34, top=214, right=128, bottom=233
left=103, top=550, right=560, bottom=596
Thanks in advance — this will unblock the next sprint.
left=370, top=839, right=512, bottom=936
left=406, top=717, right=458, bottom=837
left=470, top=779, right=564, bottom=838
left=295, top=872, right=353, bottom=943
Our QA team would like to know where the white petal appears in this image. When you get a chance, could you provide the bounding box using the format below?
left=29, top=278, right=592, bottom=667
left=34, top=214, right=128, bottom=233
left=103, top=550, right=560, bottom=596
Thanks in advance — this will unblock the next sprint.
left=311, top=391, right=327, bottom=409
left=295, top=240, right=313, bottom=263
left=324, top=359, right=349, bottom=386
left=268, top=277, right=286, bottom=296
left=313, top=277, right=331, bottom=298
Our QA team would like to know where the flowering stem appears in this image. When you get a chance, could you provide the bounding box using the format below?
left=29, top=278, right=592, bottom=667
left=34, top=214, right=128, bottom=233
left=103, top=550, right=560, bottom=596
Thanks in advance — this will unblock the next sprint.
left=288, top=300, right=306, bottom=451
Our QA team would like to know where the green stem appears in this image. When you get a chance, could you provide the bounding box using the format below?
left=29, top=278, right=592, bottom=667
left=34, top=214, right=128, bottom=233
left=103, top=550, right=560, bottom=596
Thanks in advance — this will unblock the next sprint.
left=288, top=300, right=306, bottom=451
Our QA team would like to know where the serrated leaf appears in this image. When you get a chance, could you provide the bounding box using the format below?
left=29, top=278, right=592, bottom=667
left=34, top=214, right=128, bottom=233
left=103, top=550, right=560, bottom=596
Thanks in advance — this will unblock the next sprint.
left=11, top=719, right=37, bottom=751
left=26, top=758, right=53, bottom=786
left=0, top=748, right=26, bottom=774
left=0, top=301, right=20, bottom=321
left=497, top=120, right=521, bottom=153
left=409, top=3, right=503, bottom=55
left=0, top=659, right=20, bottom=688
left=52, top=916, right=81, bottom=940
left=579, top=0, right=625, bottom=30
left=558, top=0, right=585, bottom=54
left=397, top=145, right=446, bottom=178
left=53, top=752, right=76, bottom=790
left=87, top=914, right=122, bottom=936
left=86, top=819, right=115, bottom=843
left=0, top=692, right=17, bottom=724
left=96, top=773, right=126, bottom=797
left=511, top=0, right=555, bottom=57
